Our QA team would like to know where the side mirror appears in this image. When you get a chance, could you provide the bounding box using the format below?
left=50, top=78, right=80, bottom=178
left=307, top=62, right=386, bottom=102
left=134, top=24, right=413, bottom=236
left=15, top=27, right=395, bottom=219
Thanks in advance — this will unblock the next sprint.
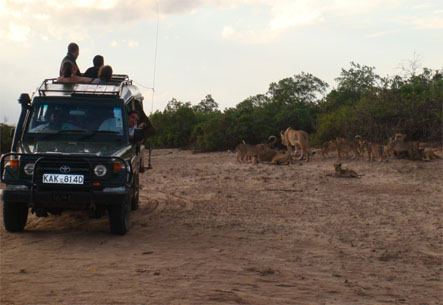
left=10, top=128, right=15, bottom=138
left=133, top=128, right=144, bottom=143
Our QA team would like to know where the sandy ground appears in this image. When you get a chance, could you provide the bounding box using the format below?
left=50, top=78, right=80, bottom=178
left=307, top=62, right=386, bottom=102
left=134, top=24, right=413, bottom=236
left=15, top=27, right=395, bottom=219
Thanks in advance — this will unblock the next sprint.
left=1, top=148, right=442, bottom=305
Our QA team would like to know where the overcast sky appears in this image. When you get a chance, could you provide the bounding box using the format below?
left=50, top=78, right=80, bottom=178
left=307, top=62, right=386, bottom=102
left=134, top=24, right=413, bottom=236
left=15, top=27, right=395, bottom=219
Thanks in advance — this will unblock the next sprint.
left=1, top=0, right=442, bottom=124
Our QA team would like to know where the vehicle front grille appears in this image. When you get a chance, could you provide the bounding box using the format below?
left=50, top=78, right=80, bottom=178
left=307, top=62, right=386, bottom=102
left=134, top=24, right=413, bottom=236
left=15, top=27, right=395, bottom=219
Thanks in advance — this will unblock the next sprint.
left=34, top=158, right=92, bottom=190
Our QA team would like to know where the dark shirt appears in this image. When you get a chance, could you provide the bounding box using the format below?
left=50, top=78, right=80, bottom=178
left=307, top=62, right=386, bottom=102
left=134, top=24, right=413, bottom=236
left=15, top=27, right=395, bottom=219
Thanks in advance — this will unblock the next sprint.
left=84, top=66, right=100, bottom=78
left=59, top=53, right=81, bottom=76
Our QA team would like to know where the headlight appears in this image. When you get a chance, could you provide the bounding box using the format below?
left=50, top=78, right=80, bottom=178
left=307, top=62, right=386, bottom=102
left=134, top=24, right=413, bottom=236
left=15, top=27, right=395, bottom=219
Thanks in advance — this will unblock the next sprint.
left=24, top=163, right=35, bottom=175
left=94, top=164, right=107, bottom=177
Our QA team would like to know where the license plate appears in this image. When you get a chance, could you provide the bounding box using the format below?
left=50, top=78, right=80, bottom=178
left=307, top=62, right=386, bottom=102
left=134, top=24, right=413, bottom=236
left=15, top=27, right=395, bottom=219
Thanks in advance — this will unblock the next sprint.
left=43, top=174, right=84, bottom=185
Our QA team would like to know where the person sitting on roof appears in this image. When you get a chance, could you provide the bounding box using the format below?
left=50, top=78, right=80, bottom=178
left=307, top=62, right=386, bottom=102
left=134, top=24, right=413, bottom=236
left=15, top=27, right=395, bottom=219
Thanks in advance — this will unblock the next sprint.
left=57, top=61, right=92, bottom=84
left=92, top=65, right=113, bottom=85
left=84, top=55, right=104, bottom=79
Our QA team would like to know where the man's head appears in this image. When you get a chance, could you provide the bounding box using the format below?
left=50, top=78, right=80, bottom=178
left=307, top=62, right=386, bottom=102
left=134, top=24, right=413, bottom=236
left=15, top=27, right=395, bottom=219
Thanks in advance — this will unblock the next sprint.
left=93, top=55, right=104, bottom=68
left=128, top=111, right=140, bottom=128
left=68, top=42, right=79, bottom=59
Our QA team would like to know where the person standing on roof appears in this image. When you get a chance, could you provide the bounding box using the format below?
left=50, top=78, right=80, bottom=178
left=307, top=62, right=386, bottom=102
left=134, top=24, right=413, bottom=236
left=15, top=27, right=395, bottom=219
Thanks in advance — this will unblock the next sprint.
left=59, top=42, right=81, bottom=76
left=84, top=55, right=104, bottom=78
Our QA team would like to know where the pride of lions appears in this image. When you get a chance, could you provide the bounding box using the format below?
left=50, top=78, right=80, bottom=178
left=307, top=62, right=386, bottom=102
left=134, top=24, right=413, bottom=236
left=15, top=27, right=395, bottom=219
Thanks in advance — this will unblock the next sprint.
left=236, top=127, right=442, bottom=165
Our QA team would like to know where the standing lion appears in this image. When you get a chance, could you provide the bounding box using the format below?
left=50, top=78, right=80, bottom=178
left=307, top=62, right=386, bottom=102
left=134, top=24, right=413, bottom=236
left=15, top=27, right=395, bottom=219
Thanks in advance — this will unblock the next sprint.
left=280, top=127, right=311, bottom=162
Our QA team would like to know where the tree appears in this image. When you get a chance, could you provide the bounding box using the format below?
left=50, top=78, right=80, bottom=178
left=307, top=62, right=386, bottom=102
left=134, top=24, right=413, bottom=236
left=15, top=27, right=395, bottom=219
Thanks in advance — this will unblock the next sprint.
left=334, top=62, right=381, bottom=102
left=267, top=72, right=328, bottom=105
left=1, top=123, right=14, bottom=154
left=192, top=94, right=220, bottom=114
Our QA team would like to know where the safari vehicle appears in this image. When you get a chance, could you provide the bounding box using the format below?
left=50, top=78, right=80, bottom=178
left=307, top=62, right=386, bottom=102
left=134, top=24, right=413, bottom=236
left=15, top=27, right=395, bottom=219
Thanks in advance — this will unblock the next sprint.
left=0, top=75, right=152, bottom=235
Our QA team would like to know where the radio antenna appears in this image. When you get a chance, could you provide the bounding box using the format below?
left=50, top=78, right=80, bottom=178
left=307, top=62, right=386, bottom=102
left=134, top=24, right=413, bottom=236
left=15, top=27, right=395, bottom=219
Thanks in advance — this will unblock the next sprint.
left=151, top=0, right=160, bottom=115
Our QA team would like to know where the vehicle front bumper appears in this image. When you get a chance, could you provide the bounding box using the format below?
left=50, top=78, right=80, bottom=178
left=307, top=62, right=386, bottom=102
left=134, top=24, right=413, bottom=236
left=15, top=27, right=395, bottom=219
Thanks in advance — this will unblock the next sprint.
left=1, top=186, right=129, bottom=209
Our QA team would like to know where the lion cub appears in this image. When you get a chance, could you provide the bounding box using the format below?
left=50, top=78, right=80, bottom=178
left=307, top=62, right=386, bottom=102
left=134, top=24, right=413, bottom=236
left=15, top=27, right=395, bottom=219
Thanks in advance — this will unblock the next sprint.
left=327, top=162, right=360, bottom=178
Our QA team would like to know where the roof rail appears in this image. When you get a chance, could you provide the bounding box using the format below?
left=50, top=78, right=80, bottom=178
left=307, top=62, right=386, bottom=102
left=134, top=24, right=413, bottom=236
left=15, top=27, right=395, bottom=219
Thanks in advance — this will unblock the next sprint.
left=37, top=75, right=133, bottom=98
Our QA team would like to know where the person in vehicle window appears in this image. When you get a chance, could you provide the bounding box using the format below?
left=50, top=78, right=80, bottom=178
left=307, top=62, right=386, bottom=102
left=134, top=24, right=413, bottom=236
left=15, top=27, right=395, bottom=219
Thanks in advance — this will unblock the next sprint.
left=128, top=111, right=140, bottom=139
left=30, top=109, right=80, bottom=132
left=92, top=65, right=113, bottom=85
left=129, top=110, right=155, bottom=140
left=84, top=55, right=104, bottom=79
left=57, top=61, right=92, bottom=84
left=59, top=42, right=82, bottom=76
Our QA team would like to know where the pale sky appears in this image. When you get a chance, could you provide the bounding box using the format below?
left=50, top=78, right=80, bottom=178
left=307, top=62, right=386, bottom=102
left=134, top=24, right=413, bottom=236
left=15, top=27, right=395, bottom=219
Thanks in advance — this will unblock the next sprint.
left=1, top=0, right=442, bottom=124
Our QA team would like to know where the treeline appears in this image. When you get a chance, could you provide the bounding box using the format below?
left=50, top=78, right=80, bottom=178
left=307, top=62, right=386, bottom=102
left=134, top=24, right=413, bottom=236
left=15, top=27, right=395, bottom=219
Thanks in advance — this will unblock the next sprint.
left=0, top=123, right=14, bottom=154
left=1, top=63, right=441, bottom=154
left=148, top=62, right=442, bottom=151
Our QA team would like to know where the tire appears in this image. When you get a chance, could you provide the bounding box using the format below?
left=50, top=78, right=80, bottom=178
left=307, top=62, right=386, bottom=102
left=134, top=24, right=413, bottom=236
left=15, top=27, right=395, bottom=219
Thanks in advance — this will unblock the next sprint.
left=131, top=173, right=139, bottom=211
left=3, top=201, right=28, bottom=232
left=108, top=197, right=130, bottom=235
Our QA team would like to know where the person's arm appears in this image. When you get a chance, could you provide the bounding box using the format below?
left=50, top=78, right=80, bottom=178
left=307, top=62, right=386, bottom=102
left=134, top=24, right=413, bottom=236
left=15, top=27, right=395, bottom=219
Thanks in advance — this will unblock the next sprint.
left=138, top=115, right=155, bottom=138
left=74, top=76, right=93, bottom=83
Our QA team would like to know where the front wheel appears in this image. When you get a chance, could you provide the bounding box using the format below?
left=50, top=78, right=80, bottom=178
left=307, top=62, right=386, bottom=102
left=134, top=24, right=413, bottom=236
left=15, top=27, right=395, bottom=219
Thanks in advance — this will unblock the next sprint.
left=3, top=201, right=28, bottom=232
left=108, top=198, right=130, bottom=235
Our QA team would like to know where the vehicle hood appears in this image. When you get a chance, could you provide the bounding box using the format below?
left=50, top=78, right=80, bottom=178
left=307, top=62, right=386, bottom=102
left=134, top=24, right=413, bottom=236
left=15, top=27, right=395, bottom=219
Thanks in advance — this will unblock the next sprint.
left=19, top=141, right=130, bottom=156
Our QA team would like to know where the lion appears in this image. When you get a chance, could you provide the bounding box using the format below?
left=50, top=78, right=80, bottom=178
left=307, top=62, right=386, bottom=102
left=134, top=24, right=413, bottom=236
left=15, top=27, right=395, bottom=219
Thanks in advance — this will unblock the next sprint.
left=393, top=133, right=407, bottom=141
left=236, top=136, right=279, bottom=163
left=256, top=144, right=278, bottom=162
left=280, top=127, right=311, bottom=162
left=354, top=135, right=367, bottom=156
left=420, top=148, right=442, bottom=161
left=385, top=139, right=421, bottom=161
left=269, top=151, right=292, bottom=165
left=335, top=137, right=360, bottom=160
left=235, top=142, right=260, bottom=163
left=327, top=162, right=360, bottom=178
left=255, top=143, right=293, bottom=164
left=321, top=140, right=336, bottom=158
left=364, top=142, right=385, bottom=162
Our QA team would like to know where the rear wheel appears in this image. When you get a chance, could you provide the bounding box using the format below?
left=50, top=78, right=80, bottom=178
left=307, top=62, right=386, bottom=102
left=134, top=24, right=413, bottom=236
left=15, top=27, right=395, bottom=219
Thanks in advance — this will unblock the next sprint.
left=3, top=201, right=28, bottom=232
left=108, top=197, right=130, bottom=235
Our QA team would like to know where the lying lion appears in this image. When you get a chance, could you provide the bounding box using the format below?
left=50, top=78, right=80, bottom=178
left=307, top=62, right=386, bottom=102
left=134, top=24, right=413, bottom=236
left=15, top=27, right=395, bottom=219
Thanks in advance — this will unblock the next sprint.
left=268, top=151, right=293, bottom=165
left=420, top=148, right=442, bottom=161
left=256, top=145, right=293, bottom=165
left=326, top=162, right=360, bottom=178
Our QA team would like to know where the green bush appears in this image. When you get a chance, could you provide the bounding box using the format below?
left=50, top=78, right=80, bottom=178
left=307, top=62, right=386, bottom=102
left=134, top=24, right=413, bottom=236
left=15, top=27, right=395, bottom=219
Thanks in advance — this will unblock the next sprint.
left=1, top=123, right=14, bottom=154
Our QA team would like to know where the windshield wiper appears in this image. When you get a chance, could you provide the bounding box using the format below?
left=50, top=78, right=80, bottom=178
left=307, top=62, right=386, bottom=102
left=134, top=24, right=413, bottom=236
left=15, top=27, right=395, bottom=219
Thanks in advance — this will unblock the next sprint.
left=80, top=130, right=121, bottom=140
left=38, top=129, right=88, bottom=140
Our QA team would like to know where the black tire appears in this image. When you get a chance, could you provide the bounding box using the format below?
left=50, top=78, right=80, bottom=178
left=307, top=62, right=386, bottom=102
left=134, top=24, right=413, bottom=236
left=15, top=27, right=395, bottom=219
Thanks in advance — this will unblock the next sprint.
left=3, top=201, right=28, bottom=232
left=131, top=173, right=139, bottom=211
left=108, top=198, right=130, bottom=235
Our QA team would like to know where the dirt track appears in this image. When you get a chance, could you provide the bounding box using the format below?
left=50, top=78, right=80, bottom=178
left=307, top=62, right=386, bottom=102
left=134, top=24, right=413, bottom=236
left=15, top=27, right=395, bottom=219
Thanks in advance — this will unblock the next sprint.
left=1, top=149, right=442, bottom=304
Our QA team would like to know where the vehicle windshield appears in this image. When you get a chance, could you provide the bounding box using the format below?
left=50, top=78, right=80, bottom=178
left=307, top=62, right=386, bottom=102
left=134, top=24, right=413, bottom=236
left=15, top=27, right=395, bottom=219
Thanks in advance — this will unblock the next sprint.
left=26, top=102, right=125, bottom=136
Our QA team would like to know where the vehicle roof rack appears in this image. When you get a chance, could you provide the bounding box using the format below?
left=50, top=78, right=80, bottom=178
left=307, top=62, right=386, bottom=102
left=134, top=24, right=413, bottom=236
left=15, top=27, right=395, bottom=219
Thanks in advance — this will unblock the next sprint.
left=37, top=74, right=134, bottom=98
